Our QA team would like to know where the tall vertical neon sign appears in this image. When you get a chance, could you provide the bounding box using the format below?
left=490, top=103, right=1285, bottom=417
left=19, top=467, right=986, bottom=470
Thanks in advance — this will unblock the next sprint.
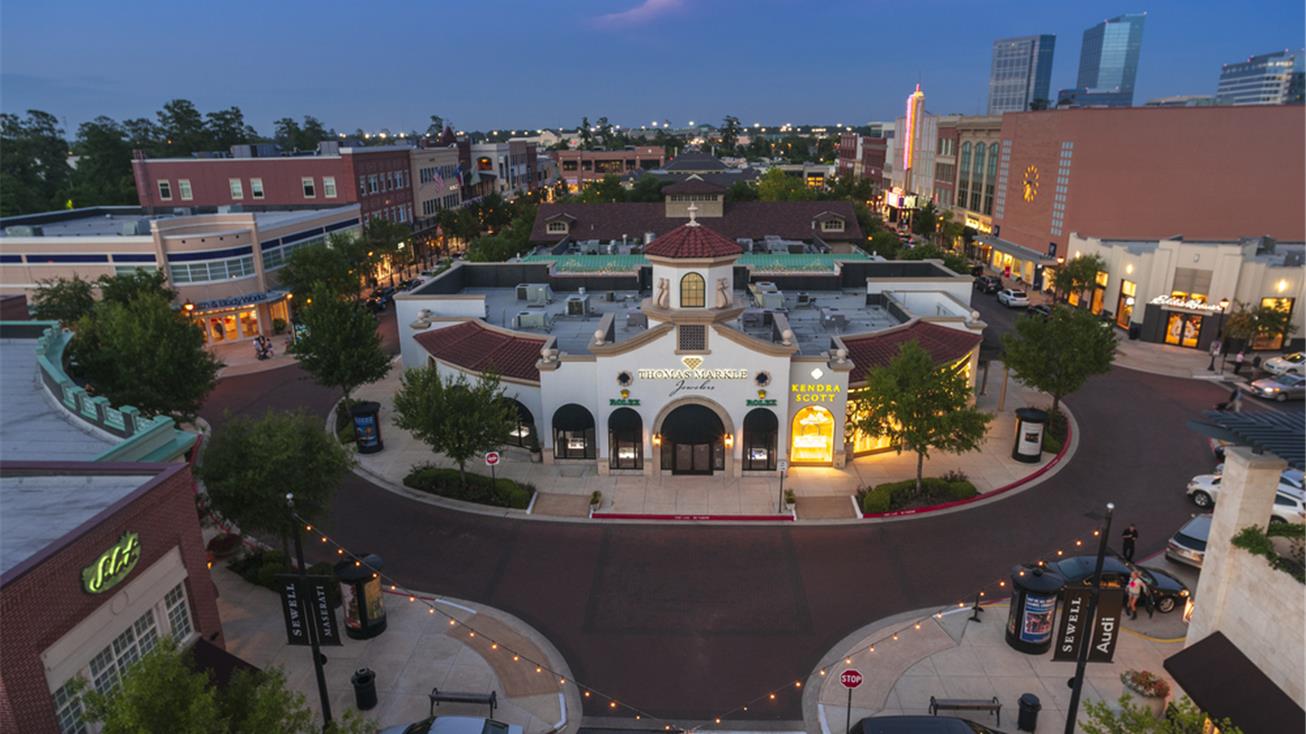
left=903, top=84, right=925, bottom=172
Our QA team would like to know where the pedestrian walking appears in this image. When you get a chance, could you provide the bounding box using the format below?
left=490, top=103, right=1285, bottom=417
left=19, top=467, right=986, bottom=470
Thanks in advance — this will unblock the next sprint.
left=1126, top=571, right=1144, bottom=619
left=1121, top=523, right=1138, bottom=562
left=1233, top=349, right=1246, bottom=376
left=1251, top=355, right=1263, bottom=379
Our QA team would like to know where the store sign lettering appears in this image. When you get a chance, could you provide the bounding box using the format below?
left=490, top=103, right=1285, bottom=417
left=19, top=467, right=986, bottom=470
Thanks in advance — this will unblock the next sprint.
left=746, top=399, right=778, bottom=407
left=1149, top=295, right=1223, bottom=314
left=637, top=368, right=750, bottom=380
left=609, top=398, right=641, bottom=406
left=791, top=384, right=841, bottom=403
left=82, top=532, right=141, bottom=594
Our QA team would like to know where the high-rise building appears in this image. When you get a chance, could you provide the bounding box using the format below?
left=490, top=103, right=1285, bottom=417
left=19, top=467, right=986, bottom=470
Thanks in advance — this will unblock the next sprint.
left=987, top=35, right=1057, bottom=114
left=1216, top=49, right=1305, bottom=105
left=1057, top=13, right=1146, bottom=108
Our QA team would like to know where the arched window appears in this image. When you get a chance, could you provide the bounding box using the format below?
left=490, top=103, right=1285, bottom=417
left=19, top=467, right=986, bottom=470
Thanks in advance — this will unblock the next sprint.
left=790, top=406, right=835, bottom=464
left=680, top=272, right=706, bottom=308
left=553, top=404, right=595, bottom=460
left=608, top=408, right=643, bottom=470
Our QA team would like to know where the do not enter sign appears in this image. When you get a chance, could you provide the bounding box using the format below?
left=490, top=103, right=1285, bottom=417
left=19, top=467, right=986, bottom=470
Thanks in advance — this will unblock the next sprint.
left=840, top=669, right=863, bottom=689
left=484, top=451, right=501, bottom=466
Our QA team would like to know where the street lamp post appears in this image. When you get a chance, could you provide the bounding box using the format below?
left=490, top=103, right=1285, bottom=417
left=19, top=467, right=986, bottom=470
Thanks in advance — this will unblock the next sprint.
left=1064, top=501, right=1115, bottom=734
left=1217, top=298, right=1232, bottom=373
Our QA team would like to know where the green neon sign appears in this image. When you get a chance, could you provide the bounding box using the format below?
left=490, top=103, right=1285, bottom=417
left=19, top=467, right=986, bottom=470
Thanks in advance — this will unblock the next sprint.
left=82, top=532, right=141, bottom=594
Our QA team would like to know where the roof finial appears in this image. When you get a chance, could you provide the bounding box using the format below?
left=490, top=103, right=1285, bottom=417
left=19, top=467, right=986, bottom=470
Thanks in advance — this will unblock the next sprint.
left=686, top=203, right=700, bottom=227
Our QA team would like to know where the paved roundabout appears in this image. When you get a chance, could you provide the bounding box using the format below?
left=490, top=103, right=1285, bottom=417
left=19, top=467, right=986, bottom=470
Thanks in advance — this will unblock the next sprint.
left=200, top=303, right=1232, bottom=725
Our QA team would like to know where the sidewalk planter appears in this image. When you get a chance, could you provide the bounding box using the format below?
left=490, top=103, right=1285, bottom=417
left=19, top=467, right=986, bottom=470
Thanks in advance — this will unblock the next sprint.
left=1120, top=669, right=1171, bottom=718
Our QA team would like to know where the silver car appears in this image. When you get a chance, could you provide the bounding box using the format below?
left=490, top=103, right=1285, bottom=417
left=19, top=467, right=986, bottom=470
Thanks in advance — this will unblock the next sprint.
left=1165, top=514, right=1211, bottom=568
left=1249, top=373, right=1306, bottom=401
left=382, top=717, right=522, bottom=734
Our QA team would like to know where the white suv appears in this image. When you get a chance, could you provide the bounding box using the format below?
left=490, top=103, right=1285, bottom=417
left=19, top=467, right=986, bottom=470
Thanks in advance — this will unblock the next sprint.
left=1186, top=472, right=1306, bottom=524
left=997, top=289, right=1030, bottom=308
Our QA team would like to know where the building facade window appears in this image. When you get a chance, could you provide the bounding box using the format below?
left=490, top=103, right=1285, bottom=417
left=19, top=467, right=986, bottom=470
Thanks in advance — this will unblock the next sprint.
left=262, top=234, right=325, bottom=270
left=546, top=221, right=568, bottom=234
left=178, top=179, right=192, bottom=201
left=957, top=142, right=972, bottom=209
left=229, top=179, right=244, bottom=200
left=169, top=254, right=256, bottom=284
left=820, top=219, right=845, bottom=232
left=323, top=176, right=337, bottom=198
left=970, top=143, right=986, bottom=212
left=680, top=272, right=706, bottom=308
left=983, top=142, right=999, bottom=215
left=368, top=175, right=379, bottom=194
left=302, top=177, right=316, bottom=198
left=553, top=404, right=596, bottom=460
left=157, top=180, right=172, bottom=200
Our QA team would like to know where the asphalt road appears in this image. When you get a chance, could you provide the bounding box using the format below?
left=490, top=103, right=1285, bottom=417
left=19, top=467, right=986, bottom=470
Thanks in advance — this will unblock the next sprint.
left=201, top=302, right=1231, bottom=723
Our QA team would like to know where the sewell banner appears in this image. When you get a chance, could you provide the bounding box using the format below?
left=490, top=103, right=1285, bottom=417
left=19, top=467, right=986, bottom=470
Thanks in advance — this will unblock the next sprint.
left=1053, top=587, right=1124, bottom=663
left=277, top=574, right=343, bottom=647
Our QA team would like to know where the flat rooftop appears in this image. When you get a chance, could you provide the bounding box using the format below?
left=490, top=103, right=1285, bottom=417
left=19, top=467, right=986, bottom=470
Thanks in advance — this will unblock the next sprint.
left=521, top=251, right=871, bottom=274
left=0, top=206, right=357, bottom=238
left=0, top=472, right=153, bottom=576
left=472, top=286, right=899, bottom=355
left=0, top=339, right=115, bottom=461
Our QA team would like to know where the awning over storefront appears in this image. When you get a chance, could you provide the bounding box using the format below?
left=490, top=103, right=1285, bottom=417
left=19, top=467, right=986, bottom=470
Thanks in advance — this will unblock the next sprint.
left=1163, top=631, right=1304, bottom=733
left=1188, top=409, right=1304, bottom=469
left=976, top=235, right=1059, bottom=265
left=190, top=289, right=288, bottom=312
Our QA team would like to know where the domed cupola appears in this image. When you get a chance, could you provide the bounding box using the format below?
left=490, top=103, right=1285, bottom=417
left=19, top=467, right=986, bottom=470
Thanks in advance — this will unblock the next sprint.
left=644, top=206, right=742, bottom=314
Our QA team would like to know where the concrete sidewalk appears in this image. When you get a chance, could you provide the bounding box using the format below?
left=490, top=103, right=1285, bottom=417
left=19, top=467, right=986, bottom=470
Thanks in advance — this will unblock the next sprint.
left=349, top=361, right=1071, bottom=520
left=213, top=566, right=577, bottom=732
left=806, top=602, right=1187, bottom=733
left=212, top=336, right=299, bottom=379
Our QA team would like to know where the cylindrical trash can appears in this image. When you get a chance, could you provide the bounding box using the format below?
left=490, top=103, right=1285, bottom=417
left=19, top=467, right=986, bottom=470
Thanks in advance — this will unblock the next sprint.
left=335, top=554, right=388, bottom=640
left=350, top=401, right=384, bottom=454
left=1017, top=692, right=1041, bottom=732
left=351, top=668, right=378, bottom=710
left=1012, top=408, right=1049, bottom=463
left=1005, top=564, right=1065, bottom=654
left=1128, top=323, right=1141, bottom=340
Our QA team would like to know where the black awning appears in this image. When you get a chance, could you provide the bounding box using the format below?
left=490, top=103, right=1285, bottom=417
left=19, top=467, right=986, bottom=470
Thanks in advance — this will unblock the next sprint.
left=553, top=403, right=595, bottom=431
left=190, top=638, right=260, bottom=689
left=1190, top=409, right=1305, bottom=469
left=1163, top=631, right=1304, bottom=733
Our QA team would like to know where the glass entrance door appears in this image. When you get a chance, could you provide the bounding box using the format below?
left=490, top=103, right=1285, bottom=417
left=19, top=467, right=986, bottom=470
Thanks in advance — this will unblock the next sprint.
left=1164, top=312, right=1203, bottom=348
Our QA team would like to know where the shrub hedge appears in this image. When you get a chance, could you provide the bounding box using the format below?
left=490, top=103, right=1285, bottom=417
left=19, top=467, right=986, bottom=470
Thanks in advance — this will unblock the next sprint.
left=228, top=548, right=341, bottom=606
left=404, top=465, right=534, bottom=509
left=860, top=477, right=978, bottom=514
left=1043, top=409, right=1069, bottom=453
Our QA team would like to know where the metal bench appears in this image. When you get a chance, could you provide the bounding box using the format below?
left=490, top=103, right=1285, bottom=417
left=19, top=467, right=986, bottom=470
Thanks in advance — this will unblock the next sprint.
left=929, top=696, right=1001, bottom=726
left=429, top=688, right=497, bottom=718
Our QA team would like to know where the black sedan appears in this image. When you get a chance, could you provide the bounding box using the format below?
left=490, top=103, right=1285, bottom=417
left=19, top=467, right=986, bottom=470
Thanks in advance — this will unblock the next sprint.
left=1045, top=555, right=1190, bottom=613
left=974, top=275, right=1002, bottom=294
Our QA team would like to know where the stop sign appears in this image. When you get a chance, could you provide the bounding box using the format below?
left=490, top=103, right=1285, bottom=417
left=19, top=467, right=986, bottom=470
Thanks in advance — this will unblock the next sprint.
left=840, top=669, right=863, bottom=689
left=484, top=451, right=500, bottom=466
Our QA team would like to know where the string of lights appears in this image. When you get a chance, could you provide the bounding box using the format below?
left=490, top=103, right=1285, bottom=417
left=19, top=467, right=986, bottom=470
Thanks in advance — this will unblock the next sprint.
left=292, top=513, right=1105, bottom=732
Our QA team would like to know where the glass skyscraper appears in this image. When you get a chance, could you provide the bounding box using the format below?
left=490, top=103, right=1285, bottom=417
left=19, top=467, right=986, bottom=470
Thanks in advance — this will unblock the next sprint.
left=1216, top=50, right=1305, bottom=105
left=1058, top=13, right=1146, bottom=108
left=987, top=35, right=1057, bottom=114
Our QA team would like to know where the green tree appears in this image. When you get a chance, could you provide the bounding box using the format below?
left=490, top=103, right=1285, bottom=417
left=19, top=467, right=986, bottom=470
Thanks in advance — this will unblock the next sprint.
left=579, top=116, right=593, bottom=149
left=726, top=180, right=759, bottom=202
left=912, top=201, right=939, bottom=238
left=578, top=174, right=627, bottom=203
left=1002, top=305, right=1118, bottom=417
left=289, top=295, right=391, bottom=405
left=198, top=410, right=353, bottom=555
left=628, top=174, right=668, bottom=202
left=97, top=268, right=175, bottom=305
left=69, top=292, right=221, bottom=421
left=855, top=341, right=991, bottom=495
left=274, top=117, right=303, bottom=151
left=720, top=114, right=742, bottom=152
left=364, top=217, right=411, bottom=284
left=1082, top=694, right=1241, bottom=734
left=866, top=230, right=901, bottom=259
left=30, top=276, right=96, bottom=325
left=392, top=366, right=516, bottom=487
left=470, top=192, right=512, bottom=233
left=1053, top=253, right=1107, bottom=303
left=756, top=168, right=813, bottom=201
left=204, top=107, right=257, bottom=151
left=299, top=116, right=328, bottom=149
left=69, top=116, right=137, bottom=207
left=157, top=99, right=211, bottom=156
left=81, top=638, right=222, bottom=734
left=900, top=244, right=968, bottom=274
left=426, top=114, right=445, bottom=137
left=1223, top=299, right=1298, bottom=350
left=122, top=116, right=164, bottom=156
left=276, top=231, right=371, bottom=300
left=0, top=110, right=71, bottom=215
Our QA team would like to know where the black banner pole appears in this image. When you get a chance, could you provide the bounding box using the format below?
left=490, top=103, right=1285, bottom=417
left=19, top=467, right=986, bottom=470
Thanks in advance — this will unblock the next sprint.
left=1064, top=501, right=1114, bottom=734
left=289, top=493, right=333, bottom=731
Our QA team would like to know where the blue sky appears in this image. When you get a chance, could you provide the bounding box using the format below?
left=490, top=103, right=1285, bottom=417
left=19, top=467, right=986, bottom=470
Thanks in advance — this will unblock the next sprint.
left=2, top=0, right=1302, bottom=135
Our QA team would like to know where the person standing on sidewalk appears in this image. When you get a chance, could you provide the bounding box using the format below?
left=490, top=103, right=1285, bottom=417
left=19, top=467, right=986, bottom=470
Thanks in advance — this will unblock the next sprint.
left=1126, top=571, right=1144, bottom=619
left=1121, top=523, right=1138, bottom=562
left=1233, top=349, right=1246, bottom=375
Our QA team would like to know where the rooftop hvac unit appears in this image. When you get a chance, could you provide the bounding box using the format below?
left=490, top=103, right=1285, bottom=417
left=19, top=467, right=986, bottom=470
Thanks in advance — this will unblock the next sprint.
left=4, top=225, right=43, bottom=237
left=121, top=220, right=152, bottom=236
left=1284, top=251, right=1304, bottom=267
left=515, top=283, right=529, bottom=300
left=514, top=311, right=549, bottom=329
left=525, top=284, right=552, bottom=305
left=761, top=291, right=785, bottom=310
left=566, top=294, right=590, bottom=316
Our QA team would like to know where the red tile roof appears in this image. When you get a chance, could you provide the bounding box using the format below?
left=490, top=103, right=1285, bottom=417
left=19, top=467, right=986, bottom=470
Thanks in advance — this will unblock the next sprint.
left=529, top=201, right=865, bottom=244
left=413, top=321, right=546, bottom=383
left=644, top=222, right=744, bottom=259
left=842, top=321, right=980, bottom=385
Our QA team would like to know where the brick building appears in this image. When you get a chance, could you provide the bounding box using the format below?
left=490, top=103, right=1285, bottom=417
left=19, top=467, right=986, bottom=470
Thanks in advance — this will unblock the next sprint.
left=836, top=132, right=888, bottom=186
left=132, top=144, right=415, bottom=226
left=932, top=120, right=959, bottom=209
left=0, top=462, right=224, bottom=733
left=553, top=147, right=665, bottom=190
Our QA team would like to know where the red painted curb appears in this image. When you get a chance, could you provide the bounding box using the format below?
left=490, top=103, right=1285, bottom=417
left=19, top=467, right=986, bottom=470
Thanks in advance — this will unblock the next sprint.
left=862, top=417, right=1074, bottom=520
left=591, top=512, right=795, bottom=522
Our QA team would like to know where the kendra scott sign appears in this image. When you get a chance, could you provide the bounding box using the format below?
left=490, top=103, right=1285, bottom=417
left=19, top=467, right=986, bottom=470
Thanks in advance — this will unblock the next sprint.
left=82, top=532, right=141, bottom=594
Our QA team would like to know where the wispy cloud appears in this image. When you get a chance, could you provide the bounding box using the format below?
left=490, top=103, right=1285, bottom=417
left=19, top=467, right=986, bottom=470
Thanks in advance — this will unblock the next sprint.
left=592, top=0, right=684, bottom=28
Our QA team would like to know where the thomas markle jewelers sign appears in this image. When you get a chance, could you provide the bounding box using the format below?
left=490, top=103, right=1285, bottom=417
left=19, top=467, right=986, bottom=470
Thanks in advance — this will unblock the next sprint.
left=638, top=357, right=750, bottom=398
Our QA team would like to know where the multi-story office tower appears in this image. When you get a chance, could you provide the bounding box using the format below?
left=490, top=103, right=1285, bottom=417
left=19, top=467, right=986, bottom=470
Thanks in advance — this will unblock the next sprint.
left=1058, top=12, right=1146, bottom=108
left=987, top=35, right=1057, bottom=114
left=1217, top=49, right=1305, bottom=105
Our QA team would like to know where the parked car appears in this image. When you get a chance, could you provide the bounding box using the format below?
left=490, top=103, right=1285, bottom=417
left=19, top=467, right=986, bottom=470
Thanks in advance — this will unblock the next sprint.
left=1263, top=351, right=1306, bottom=376
left=1248, top=373, right=1306, bottom=402
left=1165, top=514, right=1211, bottom=568
left=997, top=289, right=1030, bottom=308
left=1186, top=473, right=1306, bottom=523
left=1026, top=304, right=1053, bottom=319
left=381, top=717, right=522, bottom=734
left=974, top=275, right=1002, bottom=294
left=969, top=264, right=985, bottom=277
left=1212, top=466, right=1304, bottom=491
left=851, top=716, right=1004, bottom=734
left=1045, top=555, right=1190, bottom=613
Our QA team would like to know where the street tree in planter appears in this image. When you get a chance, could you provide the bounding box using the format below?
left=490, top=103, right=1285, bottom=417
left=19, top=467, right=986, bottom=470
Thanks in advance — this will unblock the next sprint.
left=68, top=292, right=222, bottom=423
left=277, top=231, right=372, bottom=301
left=1002, top=304, right=1118, bottom=419
left=1222, top=299, right=1297, bottom=352
left=198, top=410, right=352, bottom=559
left=392, top=365, right=516, bottom=488
left=855, top=341, right=992, bottom=496
left=1053, top=253, right=1107, bottom=305
left=289, top=293, right=391, bottom=407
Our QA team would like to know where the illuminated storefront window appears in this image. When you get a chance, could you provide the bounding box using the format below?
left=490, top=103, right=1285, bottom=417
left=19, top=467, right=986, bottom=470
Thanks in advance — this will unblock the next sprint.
left=1252, top=297, right=1295, bottom=351
left=790, top=406, right=835, bottom=464
left=1090, top=271, right=1108, bottom=315
left=1116, top=280, right=1136, bottom=328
